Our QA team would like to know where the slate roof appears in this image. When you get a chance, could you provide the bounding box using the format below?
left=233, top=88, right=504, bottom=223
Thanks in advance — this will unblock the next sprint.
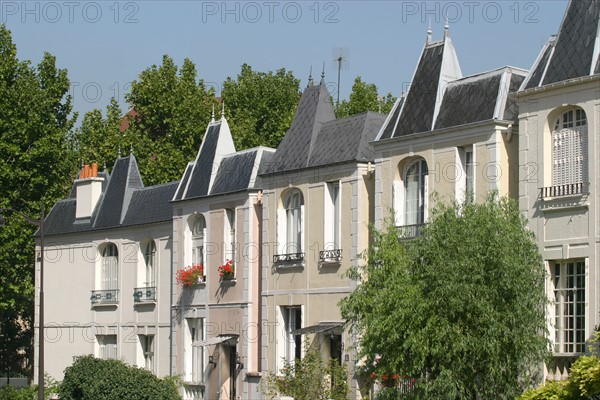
left=308, top=111, right=386, bottom=167
left=259, top=82, right=336, bottom=175
left=376, top=35, right=462, bottom=140
left=43, top=155, right=178, bottom=236
left=523, top=0, right=600, bottom=90
left=184, top=123, right=221, bottom=198
left=209, top=149, right=259, bottom=195
left=434, top=68, right=526, bottom=129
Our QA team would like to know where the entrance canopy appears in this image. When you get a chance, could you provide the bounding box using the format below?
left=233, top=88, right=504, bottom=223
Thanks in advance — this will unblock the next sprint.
left=291, top=321, right=343, bottom=335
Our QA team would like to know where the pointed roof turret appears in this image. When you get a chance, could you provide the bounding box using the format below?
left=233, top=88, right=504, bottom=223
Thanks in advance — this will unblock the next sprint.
left=377, top=28, right=462, bottom=140
left=522, top=0, right=600, bottom=90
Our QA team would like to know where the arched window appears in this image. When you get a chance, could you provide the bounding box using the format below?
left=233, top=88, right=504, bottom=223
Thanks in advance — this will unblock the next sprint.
left=144, top=241, right=156, bottom=287
left=552, top=107, right=588, bottom=190
left=192, top=215, right=206, bottom=266
left=404, top=160, right=428, bottom=226
left=225, top=208, right=236, bottom=263
left=284, top=190, right=304, bottom=253
left=101, top=243, right=118, bottom=291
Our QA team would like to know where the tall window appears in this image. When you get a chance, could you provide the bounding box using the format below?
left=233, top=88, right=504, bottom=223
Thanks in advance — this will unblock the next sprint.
left=284, top=190, right=304, bottom=254
left=225, top=209, right=236, bottom=263
left=552, top=108, right=588, bottom=188
left=465, top=149, right=474, bottom=196
left=404, top=160, right=428, bottom=226
left=101, top=244, right=118, bottom=291
left=144, top=241, right=156, bottom=287
left=282, top=307, right=302, bottom=363
left=191, top=215, right=206, bottom=267
left=185, top=318, right=205, bottom=383
left=97, top=335, right=117, bottom=359
left=552, top=260, right=586, bottom=354
left=324, top=182, right=341, bottom=250
left=139, top=335, right=154, bottom=372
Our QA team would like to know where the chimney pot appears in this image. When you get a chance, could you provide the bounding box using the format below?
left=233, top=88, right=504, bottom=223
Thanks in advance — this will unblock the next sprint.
left=91, top=163, right=98, bottom=177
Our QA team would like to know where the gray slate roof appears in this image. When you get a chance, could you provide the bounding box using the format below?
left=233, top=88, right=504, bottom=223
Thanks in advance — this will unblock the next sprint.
left=183, top=123, right=221, bottom=198
left=259, top=83, right=336, bottom=175
left=523, top=0, right=600, bottom=90
left=44, top=155, right=178, bottom=236
left=209, top=149, right=260, bottom=195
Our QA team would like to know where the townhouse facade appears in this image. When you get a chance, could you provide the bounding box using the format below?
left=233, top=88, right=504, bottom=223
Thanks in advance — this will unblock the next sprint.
left=31, top=0, right=600, bottom=398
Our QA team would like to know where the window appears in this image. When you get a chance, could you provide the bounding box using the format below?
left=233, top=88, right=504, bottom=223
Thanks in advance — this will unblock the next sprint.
left=97, top=335, right=117, bottom=359
left=552, top=108, right=588, bottom=189
left=284, top=190, right=304, bottom=254
left=465, top=148, right=474, bottom=197
left=552, top=260, right=586, bottom=354
left=191, top=215, right=206, bottom=268
left=225, top=209, right=236, bottom=263
left=405, top=160, right=428, bottom=226
left=185, top=318, right=205, bottom=383
left=456, top=147, right=474, bottom=204
left=139, top=335, right=154, bottom=372
left=282, top=307, right=302, bottom=363
left=144, top=241, right=156, bottom=287
left=101, top=243, right=118, bottom=291
left=324, top=182, right=341, bottom=250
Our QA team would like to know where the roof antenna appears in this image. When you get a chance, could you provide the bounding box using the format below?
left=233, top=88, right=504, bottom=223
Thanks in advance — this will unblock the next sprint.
left=444, top=16, right=450, bottom=38
left=211, top=104, right=215, bottom=122
left=332, top=48, right=348, bottom=109
left=427, top=18, right=432, bottom=44
left=221, top=100, right=225, bottom=118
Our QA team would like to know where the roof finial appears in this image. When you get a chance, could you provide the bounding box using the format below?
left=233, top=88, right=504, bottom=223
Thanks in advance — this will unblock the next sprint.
left=308, top=66, right=314, bottom=87
left=221, top=100, right=225, bottom=118
left=320, top=61, right=325, bottom=85
left=444, top=16, right=450, bottom=38
left=103, top=160, right=107, bottom=171
left=80, top=159, right=84, bottom=169
left=118, top=146, right=122, bottom=158
left=427, top=18, right=432, bottom=44
left=130, top=144, right=134, bottom=155
left=211, top=103, right=215, bottom=122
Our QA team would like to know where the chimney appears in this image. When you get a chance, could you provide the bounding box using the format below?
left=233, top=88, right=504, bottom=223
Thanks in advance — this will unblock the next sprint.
left=75, top=163, right=104, bottom=219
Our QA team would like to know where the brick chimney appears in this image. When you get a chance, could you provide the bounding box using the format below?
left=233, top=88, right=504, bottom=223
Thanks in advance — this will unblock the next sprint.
left=75, top=162, right=104, bottom=219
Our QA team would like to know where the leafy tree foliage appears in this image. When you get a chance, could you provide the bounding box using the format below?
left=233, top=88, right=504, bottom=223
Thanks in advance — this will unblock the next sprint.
left=59, top=355, right=181, bottom=400
left=0, top=24, right=77, bottom=375
left=222, top=63, right=300, bottom=150
left=335, top=76, right=396, bottom=118
left=341, top=196, right=548, bottom=399
left=262, top=347, right=348, bottom=400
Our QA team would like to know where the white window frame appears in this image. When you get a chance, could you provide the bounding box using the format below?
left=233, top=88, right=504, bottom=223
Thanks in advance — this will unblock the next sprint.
left=143, top=241, right=156, bottom=287
left=100, top=243, right=118, bottom=291
left=280, top=190, right=304, bottom=255
left=551, top=259, right=586, bottom=354
left=191, top=215, right=206, bottom=274
left=138, top=334, right=155, bottom=372
left=224, top=208, right=236, bottom=265
left=395, top=159, right=428, bottom=228
left=324, top=181, right=341, bottom=251
left=551, top=108, right=588, bottom=188
left=97, top=334, right=117, bottom=359
left=185, top=318, right=205, bottom=384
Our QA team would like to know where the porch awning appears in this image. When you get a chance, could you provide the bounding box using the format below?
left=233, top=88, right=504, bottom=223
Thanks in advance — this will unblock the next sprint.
left=291, top=321, right=343, bottom=335
left=193, top=335, right=237, bottom=347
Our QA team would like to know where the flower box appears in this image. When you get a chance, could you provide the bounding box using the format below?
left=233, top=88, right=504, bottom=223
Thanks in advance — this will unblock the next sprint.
left=177, top=264, right=205, bottom=287
left=218, top=260, right=235, bottom=281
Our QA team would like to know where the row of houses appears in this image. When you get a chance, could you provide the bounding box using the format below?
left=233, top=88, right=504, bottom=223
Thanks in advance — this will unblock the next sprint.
left=33, top=0, right=600, bottom=398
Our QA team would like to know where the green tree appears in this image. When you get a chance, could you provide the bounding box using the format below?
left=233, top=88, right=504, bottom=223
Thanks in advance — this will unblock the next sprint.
left=341, top=196, right=548, bottom=399
left=222, top=63, right=300, bottom=150
left=0, top=24, right=77, bottom=376
left=123, top=55, right=217, bottom=185
left=59, top=355, right=181, bottom=400
left=336, top=76, right=396, bottom=118
left=262, top=347, right=349, bottom=400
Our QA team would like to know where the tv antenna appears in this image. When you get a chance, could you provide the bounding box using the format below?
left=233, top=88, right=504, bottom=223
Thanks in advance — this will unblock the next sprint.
left=331, top=47, right=349, bottom=107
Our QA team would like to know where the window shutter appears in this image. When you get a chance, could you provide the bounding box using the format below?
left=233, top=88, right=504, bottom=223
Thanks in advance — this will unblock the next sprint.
left=424, top=175, right=429, bottom=222
left=300, top=205, right=305, bottom=254
left=392, top=180, right=404, bottom=227
left=277, top=208, right=286, bottom=255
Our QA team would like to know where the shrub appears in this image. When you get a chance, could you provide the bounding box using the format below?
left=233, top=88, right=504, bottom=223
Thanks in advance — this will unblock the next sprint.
left=59, top=355, right=181, bottom=400
left=0, top=385, right=36, bottom=400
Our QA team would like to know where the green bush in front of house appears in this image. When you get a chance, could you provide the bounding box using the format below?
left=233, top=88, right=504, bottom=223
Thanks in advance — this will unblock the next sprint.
left=0, top=385, right=37, bottom=400
left=58, top=355, right=181, bottom=400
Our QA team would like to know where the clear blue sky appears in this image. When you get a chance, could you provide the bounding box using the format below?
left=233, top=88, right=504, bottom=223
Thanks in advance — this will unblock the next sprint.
left=2, top=1, right=567, bottom=121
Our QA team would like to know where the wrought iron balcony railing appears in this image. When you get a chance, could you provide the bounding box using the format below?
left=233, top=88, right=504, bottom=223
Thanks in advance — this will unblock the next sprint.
left=397, top=223, right=426, bottom=239
left=320, top=249, right=342, bottom=263
left=273, top=252, right=305, bottom=267
left=90, top=289, right=119, bottom=305
left=133, top=286, right=156, bottom=303
left=541, top=182, right=588, bottom=199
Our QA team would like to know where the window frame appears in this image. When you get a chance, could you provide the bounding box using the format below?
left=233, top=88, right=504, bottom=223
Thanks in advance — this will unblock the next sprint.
left=143, top=240, right=156, bottom=288
left=551, top=107, right=588, bottom=189
left=403, top=159, right=429, bottom=226
left=100, top=243, right=118, bottom=291
left=283, top=190, right=304, bottom=254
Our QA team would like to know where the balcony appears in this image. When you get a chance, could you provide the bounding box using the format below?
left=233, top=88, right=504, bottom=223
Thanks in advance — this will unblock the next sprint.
left=273, top=252, right=305, bottom=268
left=541, top=183, right=588, bottom=199
left=133, top=286, right=156, bottom=303
left=90, top=289, right=119, bottom=305
left=397, top=223, right=426, bottom=239
left=319, top=249, right=342, bottom=264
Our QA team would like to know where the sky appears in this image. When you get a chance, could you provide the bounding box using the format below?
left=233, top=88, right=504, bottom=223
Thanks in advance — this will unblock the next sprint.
left=1, top=0, right=568, bottom=122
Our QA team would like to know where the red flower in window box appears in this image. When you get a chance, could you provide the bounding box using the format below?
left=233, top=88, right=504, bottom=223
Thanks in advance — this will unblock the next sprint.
left=218, top=259, right=235, bottom=280
left=176, top=264, right=204, bottom=286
